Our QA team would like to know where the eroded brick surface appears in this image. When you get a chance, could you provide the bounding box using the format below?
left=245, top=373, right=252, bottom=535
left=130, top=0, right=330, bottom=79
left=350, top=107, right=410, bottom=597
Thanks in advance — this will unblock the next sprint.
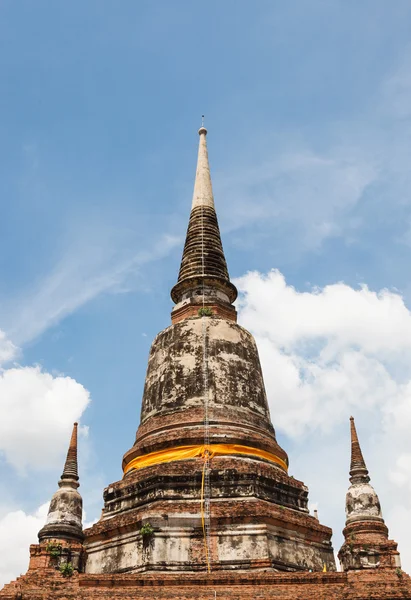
left=2, top=568, right=411, bottom=599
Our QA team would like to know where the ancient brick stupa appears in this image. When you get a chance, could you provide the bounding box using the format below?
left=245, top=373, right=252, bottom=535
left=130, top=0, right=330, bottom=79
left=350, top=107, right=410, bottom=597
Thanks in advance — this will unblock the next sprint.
left=2, top=127, right=411, bottom=599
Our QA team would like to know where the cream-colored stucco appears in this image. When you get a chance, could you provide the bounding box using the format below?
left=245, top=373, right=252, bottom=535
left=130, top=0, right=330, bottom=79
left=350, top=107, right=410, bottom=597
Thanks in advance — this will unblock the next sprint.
left=191, top=129, right=215, bottom=210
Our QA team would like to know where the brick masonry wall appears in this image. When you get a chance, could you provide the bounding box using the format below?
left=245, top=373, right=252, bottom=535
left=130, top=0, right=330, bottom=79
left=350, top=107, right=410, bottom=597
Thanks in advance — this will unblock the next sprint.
left=2, top=568, right=411, bottom=599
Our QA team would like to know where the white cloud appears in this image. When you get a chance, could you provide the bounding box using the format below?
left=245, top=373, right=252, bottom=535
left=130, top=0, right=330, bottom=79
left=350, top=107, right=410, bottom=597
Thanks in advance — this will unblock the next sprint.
left=236, top=269, right=411, bottom=436
left=0, top=330, right=92, bottom=584
left=0, top=503, right=48, bottom=588
left=386, top=505, right=411, bottom=572
left=0, top=331, right=17, bottom=365
left=390, top=454, right=411, bottom=489
left=0, top=329, right=90, bottom=474
left=0, top=364, right=90, bottom=473
left=0, top=502, right=96, bottom=588
left=236, top=269, right=411, bottom=571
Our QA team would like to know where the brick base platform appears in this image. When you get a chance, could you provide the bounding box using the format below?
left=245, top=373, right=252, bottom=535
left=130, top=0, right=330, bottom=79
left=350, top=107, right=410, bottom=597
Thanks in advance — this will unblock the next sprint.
left=2, top=569, right=411, bottom=600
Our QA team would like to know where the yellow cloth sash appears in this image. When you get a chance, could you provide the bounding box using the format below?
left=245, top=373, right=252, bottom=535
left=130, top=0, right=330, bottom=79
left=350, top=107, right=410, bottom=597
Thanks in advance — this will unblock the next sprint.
left=200, top=459, right=211, bottom=573
left=123, top=443, right=288, bottom=475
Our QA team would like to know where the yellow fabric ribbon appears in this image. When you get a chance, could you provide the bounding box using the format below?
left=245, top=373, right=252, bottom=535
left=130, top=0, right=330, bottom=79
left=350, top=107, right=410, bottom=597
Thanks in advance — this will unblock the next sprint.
left=124, top=443, right=287, bottom=573
left=123, top=443, right=288, bottom=475
left=200, top=457, right=211, bottom=573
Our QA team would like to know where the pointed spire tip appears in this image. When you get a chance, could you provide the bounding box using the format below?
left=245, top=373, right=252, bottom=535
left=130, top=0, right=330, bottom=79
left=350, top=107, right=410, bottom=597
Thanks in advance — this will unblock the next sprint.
left=349, top=414, right=369, bottom=483
left=198, top=115, right=207, bottom=135
left=61, top=421, right=79, bottom=482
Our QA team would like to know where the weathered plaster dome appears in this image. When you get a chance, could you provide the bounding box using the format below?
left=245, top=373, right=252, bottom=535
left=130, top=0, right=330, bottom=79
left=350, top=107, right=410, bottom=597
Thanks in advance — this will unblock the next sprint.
left=345, top=481, right=383, bottom=524
left=141, top=317, right=270, bottom=421
left=39, top=481, right=84, bottom=541
left=123, top=316, right=288, bottom=469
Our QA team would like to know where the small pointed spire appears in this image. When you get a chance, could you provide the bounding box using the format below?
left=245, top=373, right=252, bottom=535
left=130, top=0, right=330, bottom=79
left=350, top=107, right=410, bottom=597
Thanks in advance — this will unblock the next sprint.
left=171, top=125, right=237, bottom=307
left=349, top=416, right=369, bottom=484
left=61, top=422, right=79, bottom=481
left=38, top=423, right=84, bottom=543
left=345, top=417, right=382, bottom=524
left=339, top=416, right=401, bottom=571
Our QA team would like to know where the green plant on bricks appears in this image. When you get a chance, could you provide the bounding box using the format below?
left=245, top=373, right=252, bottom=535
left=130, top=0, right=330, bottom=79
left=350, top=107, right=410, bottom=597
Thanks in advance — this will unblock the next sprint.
left=59, top=562, right=74, bottom=577
left=46, top=542, right=62, bottom=559
left=140, top=523, right=154, bottom=538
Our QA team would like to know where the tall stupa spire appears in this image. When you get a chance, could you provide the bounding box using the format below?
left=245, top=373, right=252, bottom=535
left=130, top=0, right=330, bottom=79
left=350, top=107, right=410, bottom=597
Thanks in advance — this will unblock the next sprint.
left=118, top=125, right=336, bottom=576
left=38, top=423, right=84, bottom=543
left=170, top=125, right=237, bottom=321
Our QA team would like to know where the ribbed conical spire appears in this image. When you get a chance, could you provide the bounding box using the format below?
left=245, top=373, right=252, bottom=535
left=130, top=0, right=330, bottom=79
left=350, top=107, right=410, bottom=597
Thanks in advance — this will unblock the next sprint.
left=171, top=126, right=237, bottom=306
left=61, top=422, right=79, bottom=481
left=338, top=416, right=401, bottom=571
left=38, top=423, right=84, bottom=543
left=344, top=416, right=383, bottom=526
left=349, top=416, right=369, bottom=484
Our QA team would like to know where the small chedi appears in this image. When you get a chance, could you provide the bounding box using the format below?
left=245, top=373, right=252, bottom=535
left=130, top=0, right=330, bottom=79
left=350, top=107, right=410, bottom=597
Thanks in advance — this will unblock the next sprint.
left=1, top=127, right=410, bottom=599
left=338, top=417, right=401, bottom=572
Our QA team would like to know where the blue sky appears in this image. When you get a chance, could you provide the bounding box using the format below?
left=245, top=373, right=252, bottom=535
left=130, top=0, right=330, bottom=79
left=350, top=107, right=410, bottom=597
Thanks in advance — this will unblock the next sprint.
left=1, top=0, right=411, bottom=583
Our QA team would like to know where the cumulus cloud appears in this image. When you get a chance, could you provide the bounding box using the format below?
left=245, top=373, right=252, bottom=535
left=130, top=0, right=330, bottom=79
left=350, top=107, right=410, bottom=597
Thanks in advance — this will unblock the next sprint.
left=390, top=454, right=411, bottom=489
left=386, top=505, right=411, bottom=573
left=0, top=328, right=90, bottom=474
left=0, top=364, right=90, bottom=473
left=0, top=328, right=91, bottom=586
left=236, top=269, right=411, bottom=570
left=0, top=503, right=48, bottom=588
left=236, top=269, right=411, bottom=436
left=0, top=502, right=96, bottom=588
